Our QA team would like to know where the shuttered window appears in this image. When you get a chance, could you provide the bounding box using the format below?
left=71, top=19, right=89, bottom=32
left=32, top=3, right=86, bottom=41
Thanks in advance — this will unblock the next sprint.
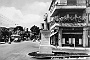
left=67, top=0, right=77, bottom=5
left=60, top=0, right=67, bottom=5
left=77, top=0, right=86, bottom=6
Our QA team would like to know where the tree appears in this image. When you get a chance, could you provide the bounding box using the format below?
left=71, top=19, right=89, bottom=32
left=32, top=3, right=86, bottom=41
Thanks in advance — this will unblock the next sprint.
left=30, top=25, right=40, bottom=35
left=30, top=25, right=40, bottom=40
left=0, top=27, right=9, bottom=42
left=14, top=26, right=23, bottom=31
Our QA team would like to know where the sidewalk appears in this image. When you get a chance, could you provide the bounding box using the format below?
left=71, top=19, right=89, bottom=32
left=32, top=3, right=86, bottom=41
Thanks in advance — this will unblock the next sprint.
left=0, top=41, right=32, bottom=45
left=52, top=46, right=90, bottom=54
left=52, top=46, right=90, bottom=50
left=57, top=47, right=90, bottom=50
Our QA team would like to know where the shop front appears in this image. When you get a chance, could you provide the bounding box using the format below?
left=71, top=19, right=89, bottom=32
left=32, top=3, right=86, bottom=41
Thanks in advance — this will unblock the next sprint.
left=61, top=27, right=83, bottom=47
left=62, top=34, right=83, bottom=47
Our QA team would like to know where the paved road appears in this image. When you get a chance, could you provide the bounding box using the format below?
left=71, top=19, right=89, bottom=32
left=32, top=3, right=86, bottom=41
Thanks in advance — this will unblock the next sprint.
left=0, top=41, right=39, bottom=60
left=0, top=41, right=90, bottom=60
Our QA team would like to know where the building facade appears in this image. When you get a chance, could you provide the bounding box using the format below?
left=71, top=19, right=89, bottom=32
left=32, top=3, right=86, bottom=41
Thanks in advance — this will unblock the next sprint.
left=48, top=0, right=90, bottom=48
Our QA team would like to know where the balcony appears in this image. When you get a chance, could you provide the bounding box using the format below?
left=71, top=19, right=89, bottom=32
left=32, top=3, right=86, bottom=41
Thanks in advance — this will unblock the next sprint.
left=49, top=0, right=86, bottom=17
left=59, top=16, right=85, bottom=23
left=50, top=16, right=86, bottom=29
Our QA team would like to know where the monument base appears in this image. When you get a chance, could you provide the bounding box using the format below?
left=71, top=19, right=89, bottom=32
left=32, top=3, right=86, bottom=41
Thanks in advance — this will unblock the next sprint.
left=39, top=30, right=52, bottom=54
left=39, top=45, right=52, bottom=54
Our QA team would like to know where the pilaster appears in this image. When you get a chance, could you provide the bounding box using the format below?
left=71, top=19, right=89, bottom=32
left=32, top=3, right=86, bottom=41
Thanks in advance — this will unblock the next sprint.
left=83, top=27, right=88, bottom=47
left=58, top=28, right=62, bottom=47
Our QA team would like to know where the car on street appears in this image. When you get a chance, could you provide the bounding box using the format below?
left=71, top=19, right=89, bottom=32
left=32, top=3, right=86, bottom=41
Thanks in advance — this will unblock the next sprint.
left=11, top=34, right=21, bottom=42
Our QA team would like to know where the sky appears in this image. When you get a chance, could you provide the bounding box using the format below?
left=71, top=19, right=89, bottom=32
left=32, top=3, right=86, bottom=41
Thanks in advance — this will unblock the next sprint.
left=0, top=0, right=51, bottom=28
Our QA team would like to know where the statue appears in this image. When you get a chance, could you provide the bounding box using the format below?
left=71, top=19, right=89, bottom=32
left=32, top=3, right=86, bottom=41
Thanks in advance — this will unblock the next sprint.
left=43, top=13, right=48, bottom=30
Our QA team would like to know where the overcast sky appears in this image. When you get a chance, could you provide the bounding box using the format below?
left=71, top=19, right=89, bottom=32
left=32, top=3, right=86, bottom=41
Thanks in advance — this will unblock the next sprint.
left=0, top=0, right=51, bottom=28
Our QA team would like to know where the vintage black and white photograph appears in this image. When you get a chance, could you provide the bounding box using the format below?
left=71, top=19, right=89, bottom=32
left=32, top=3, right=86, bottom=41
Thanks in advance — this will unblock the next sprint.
left=0, top=0, right=90, bottom=60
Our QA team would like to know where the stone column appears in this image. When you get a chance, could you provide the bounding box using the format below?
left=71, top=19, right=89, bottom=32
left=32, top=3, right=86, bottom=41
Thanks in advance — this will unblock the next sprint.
left=72, top=38, right=75, bottom=47
left=79, top=38, right=82, bottom=45
left=62, top=38, right=65, bottom=44
left=75, top=14, right=77, bottom=17
left=83, top=28, right=88, bottom=47
left=58, top=29, right=62, bottom=47
left=53, top=35, right=55, bottom=46
left=69, top=38, right=72, bottom=44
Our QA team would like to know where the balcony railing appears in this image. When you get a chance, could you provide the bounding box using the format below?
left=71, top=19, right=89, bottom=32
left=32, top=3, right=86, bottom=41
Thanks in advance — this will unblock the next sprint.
left=49, top=0, right=86, bottom=13
left=50, top=16, right=86, bottom=27
left=59, top=16, right=85, bottom=23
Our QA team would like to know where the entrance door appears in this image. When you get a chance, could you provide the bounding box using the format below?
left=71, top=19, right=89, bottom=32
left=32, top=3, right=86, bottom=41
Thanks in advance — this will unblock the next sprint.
left=62, top=34, right=72, bottom=47
left=75, top=37, right=79, bottom=47
left=75, top=35, right=83, bottom=47
left=88, top=38, right=90, bottom=47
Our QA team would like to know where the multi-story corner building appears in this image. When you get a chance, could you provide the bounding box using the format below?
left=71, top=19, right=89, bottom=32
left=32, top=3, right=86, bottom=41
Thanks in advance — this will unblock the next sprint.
left=48, top=0, right=90, bottom=48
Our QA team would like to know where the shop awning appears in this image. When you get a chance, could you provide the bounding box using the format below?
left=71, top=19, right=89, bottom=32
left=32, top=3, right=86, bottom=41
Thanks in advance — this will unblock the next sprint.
left=50, top=32, right=58, bottom=37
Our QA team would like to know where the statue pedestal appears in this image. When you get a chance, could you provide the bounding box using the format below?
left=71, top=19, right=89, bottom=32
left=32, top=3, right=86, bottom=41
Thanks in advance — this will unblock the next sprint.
left=39, top=30, right=52, bottom=54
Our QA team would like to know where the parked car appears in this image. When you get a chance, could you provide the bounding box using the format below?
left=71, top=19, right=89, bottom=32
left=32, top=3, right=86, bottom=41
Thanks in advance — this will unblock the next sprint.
left=11, top=34, right=21, bottom=42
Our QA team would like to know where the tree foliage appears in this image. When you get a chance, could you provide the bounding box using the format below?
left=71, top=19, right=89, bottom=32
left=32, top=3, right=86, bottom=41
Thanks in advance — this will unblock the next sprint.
left=30, top=25, right=40, bottom=40
left=30, top=25, right=40, bottom=35
left=0, top=27, right=9, bottom=42
left=14, top=26, right=23, bottom=31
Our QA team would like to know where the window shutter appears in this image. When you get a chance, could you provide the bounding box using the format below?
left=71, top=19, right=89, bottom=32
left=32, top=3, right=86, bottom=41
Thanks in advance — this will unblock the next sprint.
left=67, top=0, right=77, bottom=5
left=77, top=0, right=86, bottom=6
left=60, top=0, right=67, bottom=5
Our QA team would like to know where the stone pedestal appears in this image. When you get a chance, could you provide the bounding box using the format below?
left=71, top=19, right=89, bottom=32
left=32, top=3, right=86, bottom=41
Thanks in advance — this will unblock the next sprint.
left=39, top=45, right=52, bottom=54
left=39, top=30, right=52, bottom=54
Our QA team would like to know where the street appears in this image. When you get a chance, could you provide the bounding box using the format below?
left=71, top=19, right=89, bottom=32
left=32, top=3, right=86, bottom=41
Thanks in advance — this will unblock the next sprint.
left=0, top=41, right=39, bottom=60
left=0, top=41, right=90, bottom=60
